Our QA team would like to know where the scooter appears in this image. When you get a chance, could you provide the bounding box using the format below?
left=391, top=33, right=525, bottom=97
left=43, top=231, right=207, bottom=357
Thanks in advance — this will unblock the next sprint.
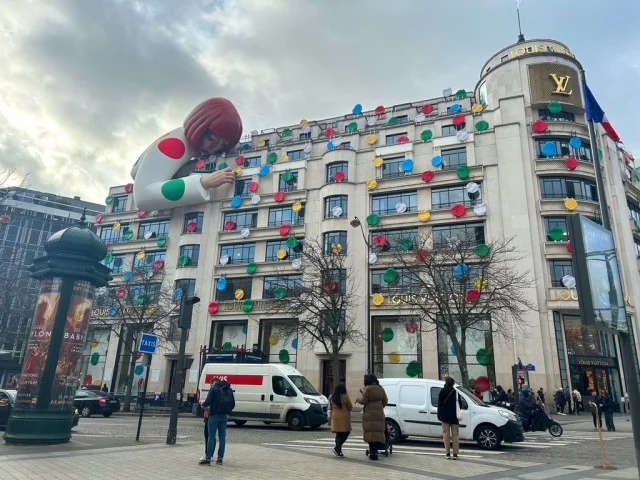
left=518, top=405, right=563, bottom=437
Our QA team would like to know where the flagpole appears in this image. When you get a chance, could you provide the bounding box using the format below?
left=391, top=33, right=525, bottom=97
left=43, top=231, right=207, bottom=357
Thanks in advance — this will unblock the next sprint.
left=580, top=68, right=640, bottom=468
left=516, top=1, right=525, bottom=43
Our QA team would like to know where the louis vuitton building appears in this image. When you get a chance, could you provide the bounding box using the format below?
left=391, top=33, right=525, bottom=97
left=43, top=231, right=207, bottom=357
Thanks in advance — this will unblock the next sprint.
left=89, top=38, right=640, bottom=410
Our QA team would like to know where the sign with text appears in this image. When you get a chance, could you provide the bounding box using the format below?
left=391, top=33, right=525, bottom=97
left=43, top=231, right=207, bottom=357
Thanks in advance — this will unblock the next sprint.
left=528, top=63, right=583, bottom=109
left=568, top=215, right=628, bottom=333
left=139, top=333, right=159, bottom=355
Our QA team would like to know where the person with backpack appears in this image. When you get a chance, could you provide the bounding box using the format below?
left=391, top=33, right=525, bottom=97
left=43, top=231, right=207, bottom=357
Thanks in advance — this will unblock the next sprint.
left=199, top=378, right=235, bottom=466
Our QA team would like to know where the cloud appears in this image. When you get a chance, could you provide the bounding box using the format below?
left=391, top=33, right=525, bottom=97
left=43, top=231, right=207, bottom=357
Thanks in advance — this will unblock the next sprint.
left=0, top=0, right=639, bottom=202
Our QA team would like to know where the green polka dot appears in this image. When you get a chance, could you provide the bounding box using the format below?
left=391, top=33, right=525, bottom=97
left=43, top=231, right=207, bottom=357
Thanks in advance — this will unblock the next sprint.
left=279, top=349, right=290, bottom=364
left=381, top=327, right=394, bottom=342
left=161, top=179, right=186, bottom=201
left=406, top=361, right=421, bottom=377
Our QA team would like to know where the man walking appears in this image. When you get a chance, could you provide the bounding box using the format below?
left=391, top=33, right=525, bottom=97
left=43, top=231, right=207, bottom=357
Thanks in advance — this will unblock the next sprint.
left=601, top=392, right=616, bottom=432
left=199, top=378, right=235, bottom=466
left=571, top=387, right=582, bottom=415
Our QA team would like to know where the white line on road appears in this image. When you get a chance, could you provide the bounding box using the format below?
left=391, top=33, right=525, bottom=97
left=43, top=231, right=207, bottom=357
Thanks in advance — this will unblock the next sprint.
left=286, top=439, right=506, bottom=454
left=261, top=443, right=485, bottom=458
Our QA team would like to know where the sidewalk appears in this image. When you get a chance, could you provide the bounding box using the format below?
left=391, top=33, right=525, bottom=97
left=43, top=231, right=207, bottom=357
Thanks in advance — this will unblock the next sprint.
left=1, top=439, right=637, bottom=480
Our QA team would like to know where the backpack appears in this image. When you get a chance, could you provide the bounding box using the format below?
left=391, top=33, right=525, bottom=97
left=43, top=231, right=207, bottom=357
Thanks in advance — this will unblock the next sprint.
left=216, top=384, right=236, bottom=415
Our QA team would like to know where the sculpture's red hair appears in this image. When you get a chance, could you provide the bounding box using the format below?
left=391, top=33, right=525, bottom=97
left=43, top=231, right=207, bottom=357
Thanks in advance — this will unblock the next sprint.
left=183, top=97, right=243, bottom=152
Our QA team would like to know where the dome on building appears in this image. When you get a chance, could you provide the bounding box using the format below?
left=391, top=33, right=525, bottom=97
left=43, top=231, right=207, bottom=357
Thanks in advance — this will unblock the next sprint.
left=44, top=211, right=107, bottom=261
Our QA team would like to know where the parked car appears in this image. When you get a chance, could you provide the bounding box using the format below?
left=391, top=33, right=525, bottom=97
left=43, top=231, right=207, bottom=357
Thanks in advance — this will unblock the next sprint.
left=74, top=390, right=121, bottom=418
left=1, top=389, right=79, bottom=428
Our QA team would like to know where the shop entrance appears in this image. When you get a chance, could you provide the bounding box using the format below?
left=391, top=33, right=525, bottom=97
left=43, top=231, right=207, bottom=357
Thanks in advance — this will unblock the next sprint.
left=321, top=360, right=346, bottom=398
left=569, top=362, right=621, bottom=412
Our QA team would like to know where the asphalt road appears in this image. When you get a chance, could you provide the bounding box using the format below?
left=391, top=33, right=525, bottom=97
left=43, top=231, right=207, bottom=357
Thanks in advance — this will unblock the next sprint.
left=2, top=412, right=636, bottom=470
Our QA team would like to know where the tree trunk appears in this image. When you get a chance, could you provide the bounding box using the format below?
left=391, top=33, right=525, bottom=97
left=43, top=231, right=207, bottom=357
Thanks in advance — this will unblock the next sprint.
left=331, top=347, right=342, bottom=395
left=122, top=349, right=137, bottom=412
left=449, top=332, right=471, bottom=389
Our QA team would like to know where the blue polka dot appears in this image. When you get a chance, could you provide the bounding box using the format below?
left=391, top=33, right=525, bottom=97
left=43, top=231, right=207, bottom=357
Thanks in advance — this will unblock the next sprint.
left=450, top=104, right=462, bottom=114
left=454, top=264, right=470, bottom=280
left=174, top=288, right=183, bottom=300
left=259, top=165, right=270, bottom=177
left=242, top=325, right=247, bottom=335
left=352, top=104, right=363, bottom=115
left=109, top=307, right=118, bottom=317
left=541, top=142, right=557, bottom=157
left=327, top=141, right=335, bottom=151
left=231, top=196, right=242, bottom=209
left=217, top=278, right=227, bottom=291
left=402, top=159, right=414, bottom=173
left=292, top=338, right=298, bottom=350
left=432, top=156, right=443, bottom=168
left=569, top=137, right=582, bottom=149
left=124, top=272, right=133, bottom=282
left=450, top=345, right=456, bottom=355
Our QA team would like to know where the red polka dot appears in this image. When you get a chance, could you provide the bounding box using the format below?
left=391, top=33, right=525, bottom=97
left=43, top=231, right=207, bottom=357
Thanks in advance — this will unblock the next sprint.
left=453, top=115, right=465, bottom=127
left=451, top=205, right=466, bottom=218
left=124, top=183, right=134, bottom=193
left=566, top=157, right=579, bottom=170
left=279, top=225, right=291, bottom=236
left=422, top=171, right=435, bottom=183
left=274, top=191, right=286, bottom=203
left=158, top=138, right=186, bottom=160
left=421, top=104, right=434, bottom=115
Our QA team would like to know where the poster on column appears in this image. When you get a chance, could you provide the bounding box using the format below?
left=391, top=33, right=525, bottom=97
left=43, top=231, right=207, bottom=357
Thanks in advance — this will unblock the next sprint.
left=16, top=278, right=63, bottom=407
left=50, top=280, right=96, bottom=409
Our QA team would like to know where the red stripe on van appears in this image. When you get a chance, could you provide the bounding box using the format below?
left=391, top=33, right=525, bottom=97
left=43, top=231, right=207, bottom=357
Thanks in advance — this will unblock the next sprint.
left=204, top=374, right=264, bottom=386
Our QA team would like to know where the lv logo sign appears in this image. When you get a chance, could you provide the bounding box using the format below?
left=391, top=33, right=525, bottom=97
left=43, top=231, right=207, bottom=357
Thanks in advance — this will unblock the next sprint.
left=550, top=74, right=573, bottom=96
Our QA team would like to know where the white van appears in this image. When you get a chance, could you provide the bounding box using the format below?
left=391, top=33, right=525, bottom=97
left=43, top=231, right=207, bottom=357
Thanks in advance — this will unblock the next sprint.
left=379, top=378, right=524, bottom=450
left=197, top=363, right=328, bottom=430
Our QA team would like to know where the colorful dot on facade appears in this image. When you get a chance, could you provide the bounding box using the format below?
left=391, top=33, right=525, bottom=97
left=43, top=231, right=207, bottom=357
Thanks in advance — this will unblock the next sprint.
left=158, top=137, right=186, bottom=160
left=161, top=178, right=186, bottom=201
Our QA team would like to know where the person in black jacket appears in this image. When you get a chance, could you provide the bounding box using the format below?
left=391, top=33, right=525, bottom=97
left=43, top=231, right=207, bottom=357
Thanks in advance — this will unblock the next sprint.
left=496, top=385, right=508, bottom=403
left=601, top=392, right=616, bottom=432
left=199, top=379, right=235, bottom=466
left=437, top=376, right=463, bottom=460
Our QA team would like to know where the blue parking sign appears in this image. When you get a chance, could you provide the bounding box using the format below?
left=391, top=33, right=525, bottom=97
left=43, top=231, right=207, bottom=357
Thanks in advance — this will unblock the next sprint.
left=139, top=333, right=159, bottom=355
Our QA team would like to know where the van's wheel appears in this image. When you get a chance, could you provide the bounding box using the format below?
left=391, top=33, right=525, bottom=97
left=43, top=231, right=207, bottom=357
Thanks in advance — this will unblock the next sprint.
left=385, top=419, right=402, bottom=444
left=476, top=425, right=502, bottom=450
left=233, top=420, right=247, bottom=426
left=102, top=412, right=112, bottom=418
left=81, top=407, right=91, bottom=418
left=287, top=411, right=306, bottom=431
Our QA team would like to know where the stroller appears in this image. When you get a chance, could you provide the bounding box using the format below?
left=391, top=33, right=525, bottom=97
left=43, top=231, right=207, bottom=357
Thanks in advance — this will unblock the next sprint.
left=365, top=423, right=393, bottom=457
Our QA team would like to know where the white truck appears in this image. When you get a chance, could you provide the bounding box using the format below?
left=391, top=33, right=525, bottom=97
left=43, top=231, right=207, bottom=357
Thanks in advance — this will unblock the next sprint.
left=197, top=363, right=328, bottom=430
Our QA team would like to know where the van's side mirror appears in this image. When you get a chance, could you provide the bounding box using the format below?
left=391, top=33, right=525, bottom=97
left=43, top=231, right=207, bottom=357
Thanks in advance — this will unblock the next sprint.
left=284, top=388, right=296, bottom=397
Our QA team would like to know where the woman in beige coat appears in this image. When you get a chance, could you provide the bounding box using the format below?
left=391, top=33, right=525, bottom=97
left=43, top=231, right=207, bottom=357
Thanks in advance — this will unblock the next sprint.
left=329, top=383, right=352, bottom=457
left=356, top=374, right=388, bottom=460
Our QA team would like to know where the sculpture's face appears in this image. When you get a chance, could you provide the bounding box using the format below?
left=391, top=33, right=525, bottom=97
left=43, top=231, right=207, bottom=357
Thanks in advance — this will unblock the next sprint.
left=199, top=130, right=228, bottom=154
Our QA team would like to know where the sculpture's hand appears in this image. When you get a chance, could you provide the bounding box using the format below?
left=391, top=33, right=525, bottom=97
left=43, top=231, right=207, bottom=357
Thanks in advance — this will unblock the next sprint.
left=200, top=169, right=236, bottom=190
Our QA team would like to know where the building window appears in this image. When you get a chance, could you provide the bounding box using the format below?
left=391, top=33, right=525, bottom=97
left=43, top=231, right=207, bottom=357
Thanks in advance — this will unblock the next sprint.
left=265, top=239, right=303, bottom=261
left=111, top=196, right=128, bottom=213
left=336, top=141, right=351, bottom=150
left=372, top=268, right=419, bottom=294
left=235, top=179, right=252, bottom=197
left=323, top=269, right=347, bottom=293
left=244, top=156, right=261, bottom=168
left=134, top=250, right=166, bottom=269
left=372, top=191, right=418, bottom=216
left=550, top=260, right=573, bottom=287
left=478, top=82, right=488, bottom=106
left=538, top=109, right=575, bottom=123
left=261, top=320, right=298, bottom=365
left=278, top=172, right=298, bottom=192
left=323, top=231, right=348, bottom=255
left=628, top=203, right=640, bottom=222
left=268, top=205, right=304, bottom=227
left=299, top=132, right=311, bottom=141
left=380, top=156, right=406, bottom=179
left=369, top=227, right=419, bottom=251
left=431, top=184, right=482, bottom=209
left=223, top=210, right=258, bottom=230
left=437, top=316, right=495, bottom=391
left=220, top=243, right=255, bottom=265
left=178, top=244, right=200, bottom=267
left=263, top=275, right=303, bottom=299
left=326, top=162, right=348, bottom=183
left=539, top=177, right=598, bottom=201
left=446, top=105, right=464, bottom=115
left=183, top=212, right=204, bottom=233
left=635, top=239, right=640, bottom=258
left=137, top=220, right=170, bottom=239
left=396, top=115, right=409, bottom=124
left=434, top=265, right=484, bottom=293
left=287, top=150, right=305, bottom=162
left=432, top=223, right=485, bottom=248
left=442, top=124, right=464, bottom=137
left=99, top=224, right=130, bottom=244
left=102, top=253, right=126, bottom=273
left=324, top=196, right=348, bottom=219
left=216, top=278, right=252, bottom=302
left=169, top=317, right=190, bottom=341
left=441, top=147, right=467, bottom=169
left=261, top=139, right=270, bottom=148
left=544, top=216, right=569, bottom=241
left=175, top=278, right=196, bottom=298
left=535, top=138, right=592, bottom=162
left=213, top=321, right=248, bottom=352
left=373, top=316, right=421, bottom=378
left=386, top=133, right=407, bottom=145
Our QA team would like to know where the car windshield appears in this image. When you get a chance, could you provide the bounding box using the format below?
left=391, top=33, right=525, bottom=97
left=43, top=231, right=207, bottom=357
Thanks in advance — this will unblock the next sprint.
left=6, top=390, right=16, bottom=402
left=288, top=375, right=319, bottom=395
left=457, top=386, right=486, bottom=406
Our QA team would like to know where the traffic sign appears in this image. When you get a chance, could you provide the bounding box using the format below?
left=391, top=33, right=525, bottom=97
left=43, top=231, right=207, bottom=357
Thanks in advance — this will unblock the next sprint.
left=139, top=333, right=158, bottom=355
left=526, top=363, right=536, bottom=372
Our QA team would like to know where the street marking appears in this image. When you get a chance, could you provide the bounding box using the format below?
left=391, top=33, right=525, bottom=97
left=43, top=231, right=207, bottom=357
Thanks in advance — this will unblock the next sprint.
left=261, top=443, right=486, bottom=458
left=287, top=439, right=505, bottom=455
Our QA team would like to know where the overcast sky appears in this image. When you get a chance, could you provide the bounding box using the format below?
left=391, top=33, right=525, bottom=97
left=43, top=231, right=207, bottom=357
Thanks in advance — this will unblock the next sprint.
left=1, top=0, right=638, bottom=203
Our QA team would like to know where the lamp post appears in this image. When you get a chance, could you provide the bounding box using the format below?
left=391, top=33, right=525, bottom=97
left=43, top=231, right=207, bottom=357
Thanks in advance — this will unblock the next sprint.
left=350, top=217, right=373, bottom=374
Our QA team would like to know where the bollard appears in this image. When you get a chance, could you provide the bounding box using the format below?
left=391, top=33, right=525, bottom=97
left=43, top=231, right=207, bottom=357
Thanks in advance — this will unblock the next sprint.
left=590, top=402, right=617, bottom=471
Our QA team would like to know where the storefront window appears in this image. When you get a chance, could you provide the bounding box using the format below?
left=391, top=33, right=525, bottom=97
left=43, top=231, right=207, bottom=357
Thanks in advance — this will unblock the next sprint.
left=213, top=321, right=247, bottom=351
left=373, top=316, right=421, bottom=379
left=80, top=327, right=111, bottom=388
left=260, top=320, right=297, bottom=365
left=436, top=316, right=495, bottom=394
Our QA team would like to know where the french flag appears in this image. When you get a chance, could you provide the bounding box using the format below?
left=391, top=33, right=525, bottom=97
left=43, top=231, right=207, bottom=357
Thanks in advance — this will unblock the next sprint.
left=583, top=80, right=621, bottom=143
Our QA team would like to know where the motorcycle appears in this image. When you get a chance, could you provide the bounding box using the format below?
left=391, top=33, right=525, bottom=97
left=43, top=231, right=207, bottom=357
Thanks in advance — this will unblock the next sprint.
left=491, top=399, right=515, bottom=412
left=517, top=405, right=563, bottom=437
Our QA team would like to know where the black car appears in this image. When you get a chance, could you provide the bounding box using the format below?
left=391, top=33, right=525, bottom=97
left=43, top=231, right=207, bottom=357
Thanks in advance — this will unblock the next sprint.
left=74, top=390, right=121, bottom=418
left=1, top=389, right=79, bottom=428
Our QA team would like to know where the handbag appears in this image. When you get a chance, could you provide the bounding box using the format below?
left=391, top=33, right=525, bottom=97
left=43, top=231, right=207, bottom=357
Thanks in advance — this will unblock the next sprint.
left=456, top=391, right=462, bottom=421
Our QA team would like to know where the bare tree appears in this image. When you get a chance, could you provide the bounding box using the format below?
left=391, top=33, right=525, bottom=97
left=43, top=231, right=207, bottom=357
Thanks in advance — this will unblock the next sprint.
left=386, top=233, right=534, bottom=388
left=95, top=260, right=180, bottom=411
left=260, top=237, right=363, bottom=387
left=0, top=168, right=29, bottom=205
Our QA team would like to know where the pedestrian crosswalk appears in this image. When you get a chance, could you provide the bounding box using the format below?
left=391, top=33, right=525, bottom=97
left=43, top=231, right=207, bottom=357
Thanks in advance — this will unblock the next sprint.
left=261, top=431, right=635, bottom=457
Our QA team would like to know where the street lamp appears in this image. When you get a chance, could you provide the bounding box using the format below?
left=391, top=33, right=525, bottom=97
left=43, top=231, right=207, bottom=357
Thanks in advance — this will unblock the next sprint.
left=350, top=217, right=373, bottom=374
